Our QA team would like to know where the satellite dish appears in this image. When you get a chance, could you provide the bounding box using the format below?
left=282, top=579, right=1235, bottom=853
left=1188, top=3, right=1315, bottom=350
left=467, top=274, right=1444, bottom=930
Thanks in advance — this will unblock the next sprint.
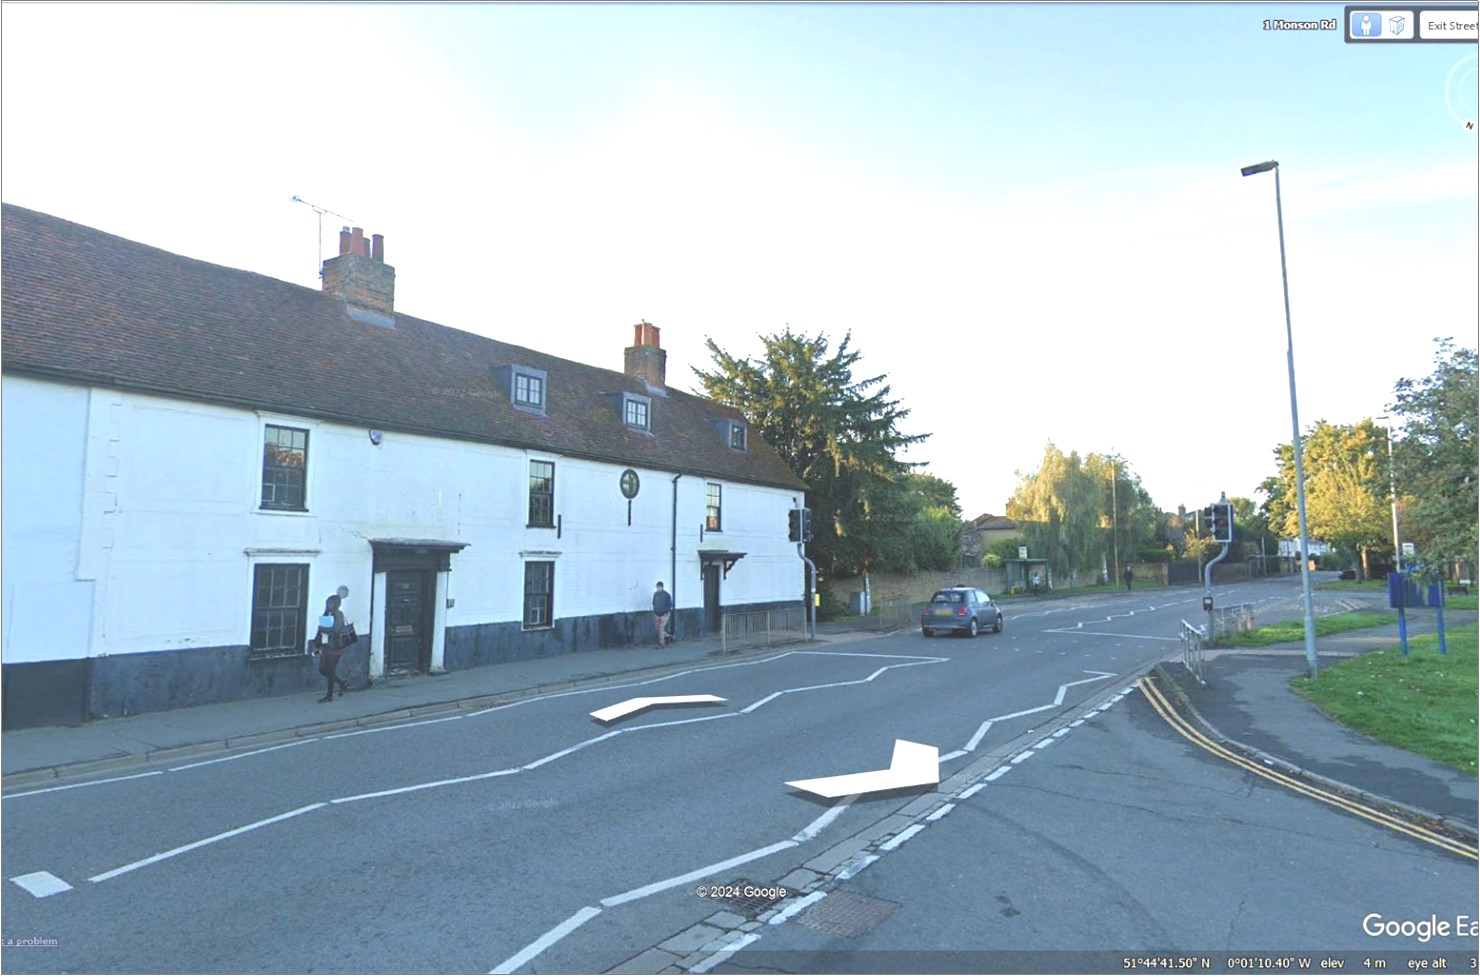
left=337, top=585, right=350, bottom=600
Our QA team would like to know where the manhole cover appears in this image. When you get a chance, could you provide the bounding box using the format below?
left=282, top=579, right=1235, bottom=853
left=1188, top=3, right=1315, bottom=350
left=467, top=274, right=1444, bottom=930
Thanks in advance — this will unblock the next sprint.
left=793, top=890, right=900, bottom=938
left=718, top=878, right=788, bottom=915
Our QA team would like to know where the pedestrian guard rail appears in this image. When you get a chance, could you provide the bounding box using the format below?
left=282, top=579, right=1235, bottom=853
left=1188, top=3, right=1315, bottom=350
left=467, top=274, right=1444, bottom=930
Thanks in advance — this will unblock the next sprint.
left=1180, top=620, right=1208, bottom=686
left=854, top=600, right=921, bottom=633
left=721, top=605, right=808, bottom=653
left=1210, top=603, right=1256, bottom=643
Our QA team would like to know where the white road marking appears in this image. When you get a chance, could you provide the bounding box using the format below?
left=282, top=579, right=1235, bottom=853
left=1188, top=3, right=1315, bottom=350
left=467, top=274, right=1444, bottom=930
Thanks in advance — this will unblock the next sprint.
left=1069, top=719, right=1085, bottom=727
left=791, top=796, right=856, bottom=843
left=770, top=890, right=828, bottom=923
left=925, top=803, right=955, bottom=822
left=11, top=871, right=72, bottom=898
left=986, top=766, right=1012, bottom=781
left=1046, top=629, right=1181, bottom=641
left=940, top=749, right=967, bottom=762
left=958, top=782, right=987, bottom=799
left=879, top=824, right=924, bottom=851
left=1011, top=750, right=1035, bottom=764
left=489, top=905, right=602, bottom=974
left=89, top=803, right=326, bottom=882
left=590, top=695, right=727, bottom=723
left=1053, top=671, right=1117, bottom=705
left=985, top=703, right=1054, bottom=723
left=787, top=740, right=938, bottom=799
left=740, top=659, right=943, bottom=715
left=1052, top=728, right=1070, bottom=737
left=331, top=768, right=521, bottom=803
left=168, top=740, right=315, bottom=770
left=5, top=770, right=163, bottom=798
left=1033, top=738, right=1055, bottom=750
left=521, top=731, right=625, bottom=770
left=690, top=932, right=762, bottom=974
left=600, top=840, right=798, bottom=907
left=836, top=853, right=879, bottom=879
left=964, top=720, right=994, bottom=751
left=326, top=715, right=464, bottom=738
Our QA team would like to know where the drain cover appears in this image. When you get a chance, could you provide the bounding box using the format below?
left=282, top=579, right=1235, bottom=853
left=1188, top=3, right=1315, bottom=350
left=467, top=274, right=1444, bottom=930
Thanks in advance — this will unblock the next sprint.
left=793, top=891, right=900, bottom=938
left=718, top=878, right=788, bottom=915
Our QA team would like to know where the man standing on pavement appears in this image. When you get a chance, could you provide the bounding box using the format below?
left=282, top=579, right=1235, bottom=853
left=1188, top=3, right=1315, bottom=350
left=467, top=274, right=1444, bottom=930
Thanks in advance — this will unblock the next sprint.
left=652, top=581, right=673, bottom=647
left=1123, top=564, right=1134, bottom=591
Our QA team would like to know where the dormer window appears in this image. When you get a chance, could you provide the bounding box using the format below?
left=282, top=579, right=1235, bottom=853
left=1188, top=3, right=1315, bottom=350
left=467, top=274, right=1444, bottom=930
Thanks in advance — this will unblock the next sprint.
left=728, top=422, right=747, bottom=452
left=514, top=370, right=545, bottom=410
left=623, top=393, right=652, bottom=432
left=495, top=364, right=550, bottom=415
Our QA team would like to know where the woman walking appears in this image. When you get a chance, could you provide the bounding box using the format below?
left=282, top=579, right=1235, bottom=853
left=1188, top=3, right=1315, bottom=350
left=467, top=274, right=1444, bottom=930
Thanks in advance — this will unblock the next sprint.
left=315, top=594, right=350, bottom=702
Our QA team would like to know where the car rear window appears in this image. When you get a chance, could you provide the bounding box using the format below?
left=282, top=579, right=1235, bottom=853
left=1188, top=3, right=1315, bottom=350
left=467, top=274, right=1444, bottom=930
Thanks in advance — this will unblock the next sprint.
left=930, top=591, right=965, bottom=603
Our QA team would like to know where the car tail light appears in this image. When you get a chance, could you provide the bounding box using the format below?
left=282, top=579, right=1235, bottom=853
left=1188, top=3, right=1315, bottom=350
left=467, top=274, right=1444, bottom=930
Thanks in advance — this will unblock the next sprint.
left=957, top=605, right=968, bottom=616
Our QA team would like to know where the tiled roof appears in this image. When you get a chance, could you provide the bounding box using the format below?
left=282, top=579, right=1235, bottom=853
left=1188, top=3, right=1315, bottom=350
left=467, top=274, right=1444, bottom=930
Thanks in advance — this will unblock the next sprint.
left=1, top=204, right=806, bottom=492
left=972, top=514, right=1018, bottom=531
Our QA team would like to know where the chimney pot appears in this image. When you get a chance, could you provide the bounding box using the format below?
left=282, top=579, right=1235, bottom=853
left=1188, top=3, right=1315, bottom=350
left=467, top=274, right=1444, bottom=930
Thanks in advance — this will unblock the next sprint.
left=624, top=321, right=666, bottom=388
left=338, top=227, right=352, bottom=255
left=351, top=227, right=365, bottom=256
left=371, top=233, right=384, bottom=262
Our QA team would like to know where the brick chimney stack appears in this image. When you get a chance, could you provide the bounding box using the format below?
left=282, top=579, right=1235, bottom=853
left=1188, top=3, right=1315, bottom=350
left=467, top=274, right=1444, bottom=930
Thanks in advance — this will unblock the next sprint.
left=624, top=321, right=666, bottom=389
left=322, top=225, right=395, bottom=316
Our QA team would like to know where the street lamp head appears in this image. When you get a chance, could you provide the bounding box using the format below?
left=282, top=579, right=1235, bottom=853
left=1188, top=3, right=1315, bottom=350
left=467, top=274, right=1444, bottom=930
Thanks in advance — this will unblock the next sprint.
left=1240, top=160, right=1279, bottom=177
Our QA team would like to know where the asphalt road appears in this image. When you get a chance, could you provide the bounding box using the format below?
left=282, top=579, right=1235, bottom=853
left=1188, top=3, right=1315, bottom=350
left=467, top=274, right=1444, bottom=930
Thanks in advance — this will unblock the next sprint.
left=3, top=578, right=1472, bottom=974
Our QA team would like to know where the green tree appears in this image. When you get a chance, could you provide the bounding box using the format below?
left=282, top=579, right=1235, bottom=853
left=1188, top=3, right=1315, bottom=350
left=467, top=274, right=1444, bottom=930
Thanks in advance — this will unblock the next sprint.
left=1262, top=420, right=1393, bottom=580
left=694, top=329, right=928, bottom=579
left=1087, top=453, right=1160, bottom=574
left=1007, top=444, right=1102, bottom=584
left=1390, top=339, right=1478, bottom=570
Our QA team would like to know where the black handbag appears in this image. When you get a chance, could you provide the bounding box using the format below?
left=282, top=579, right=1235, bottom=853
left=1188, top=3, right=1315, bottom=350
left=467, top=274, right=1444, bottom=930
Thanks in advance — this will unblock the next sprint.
left=339, top=623, right=359, bottom=648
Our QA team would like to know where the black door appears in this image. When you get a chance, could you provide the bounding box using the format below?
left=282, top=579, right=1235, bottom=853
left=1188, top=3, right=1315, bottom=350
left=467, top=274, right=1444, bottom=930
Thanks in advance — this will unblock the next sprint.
left=703, top=564, right=721, bottom=633
left=386, top=571, right=430, bottom=674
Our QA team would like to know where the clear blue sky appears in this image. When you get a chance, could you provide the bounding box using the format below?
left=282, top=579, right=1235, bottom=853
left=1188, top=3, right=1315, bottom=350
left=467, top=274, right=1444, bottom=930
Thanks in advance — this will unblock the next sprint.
left=4, top=3, right=1475, bottom=521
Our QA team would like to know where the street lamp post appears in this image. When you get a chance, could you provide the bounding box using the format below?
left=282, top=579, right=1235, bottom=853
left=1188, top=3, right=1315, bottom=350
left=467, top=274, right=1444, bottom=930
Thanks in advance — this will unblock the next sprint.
left=1111, top=455, right=1119, bottom=583
left=1377, top=415, right=1403, bottom=572
left=1241, top=159, right=1320, bottom=678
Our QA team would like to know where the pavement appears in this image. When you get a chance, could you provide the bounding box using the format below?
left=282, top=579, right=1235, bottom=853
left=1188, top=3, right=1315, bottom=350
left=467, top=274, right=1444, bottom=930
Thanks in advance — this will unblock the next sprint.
left=5, top=598, right=1477, bottom=847
left=1153, top=608, right=1479, bottom=842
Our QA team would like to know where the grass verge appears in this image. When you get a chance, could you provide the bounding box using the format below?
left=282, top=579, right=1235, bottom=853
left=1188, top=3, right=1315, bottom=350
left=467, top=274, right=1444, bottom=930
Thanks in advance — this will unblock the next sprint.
left=1290, top=624, right=1478, bottom=775
left=1224, top=610, right=1400, bottom=648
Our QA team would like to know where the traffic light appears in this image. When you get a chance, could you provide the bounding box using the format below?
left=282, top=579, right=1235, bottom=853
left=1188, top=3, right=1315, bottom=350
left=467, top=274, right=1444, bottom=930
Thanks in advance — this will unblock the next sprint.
left=1212, top=503, right=1233, bottom=543
left=801, top=508, right=813, bottom=542
left=788, top=508, right=802, bottom=543
left=1201, top=506, right=1214, bottom=537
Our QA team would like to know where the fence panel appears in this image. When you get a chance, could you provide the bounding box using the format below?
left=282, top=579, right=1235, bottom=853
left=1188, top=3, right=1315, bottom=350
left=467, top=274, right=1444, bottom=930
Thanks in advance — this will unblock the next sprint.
left=721, top=606, right=808, bottom=652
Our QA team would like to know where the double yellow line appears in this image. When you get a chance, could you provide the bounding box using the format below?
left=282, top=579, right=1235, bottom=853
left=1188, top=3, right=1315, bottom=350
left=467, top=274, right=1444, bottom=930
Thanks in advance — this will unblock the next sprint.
left=1137, top=676, right=1478, bottom=861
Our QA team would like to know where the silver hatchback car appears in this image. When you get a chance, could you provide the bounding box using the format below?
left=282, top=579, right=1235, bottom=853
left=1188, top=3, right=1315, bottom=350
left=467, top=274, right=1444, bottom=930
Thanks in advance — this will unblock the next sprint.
left=921, top=586, right=1003, bottom=638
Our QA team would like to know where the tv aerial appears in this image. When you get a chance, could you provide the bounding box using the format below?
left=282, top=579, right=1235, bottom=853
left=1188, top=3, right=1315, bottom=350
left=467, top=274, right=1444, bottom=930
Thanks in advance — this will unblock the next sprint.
left=290, top=195, right=355, bottom=278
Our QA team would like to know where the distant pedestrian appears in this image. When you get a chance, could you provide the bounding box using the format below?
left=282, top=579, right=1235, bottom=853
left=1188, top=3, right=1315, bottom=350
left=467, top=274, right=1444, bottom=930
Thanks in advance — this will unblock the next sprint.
left=315, top=594, right=350, bottom=702
left=1123, top=565, right=1134, bottom=591
left=652, top=581, right=673, bottom=647
left=1031, top=571, right=1041, bottom=596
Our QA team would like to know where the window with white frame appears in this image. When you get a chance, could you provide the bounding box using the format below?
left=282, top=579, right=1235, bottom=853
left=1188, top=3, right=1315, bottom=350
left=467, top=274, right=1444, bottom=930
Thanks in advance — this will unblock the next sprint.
left=729, top=423, right=747, bottom=451
left=529, top=460, right=555, bottom=527
left=523, top=560, right=554, bottom=629
left=623, top=394, right=651, bottom=431
left=706, top=482, right=722, bottom=532
left=261, top=425, right=308, bottom=510
left=512, top=369, right=546, bottom=410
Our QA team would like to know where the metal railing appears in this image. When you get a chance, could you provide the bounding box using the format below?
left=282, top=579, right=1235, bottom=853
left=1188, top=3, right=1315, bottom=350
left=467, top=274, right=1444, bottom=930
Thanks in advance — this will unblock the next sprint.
left=855, top=600, right=920, bottom=633
left=1209, top=603, right=1255, bottom=643
left=721, top=605, right=808, bottom=653
left=1180, top=619, right=1207, bottom=686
